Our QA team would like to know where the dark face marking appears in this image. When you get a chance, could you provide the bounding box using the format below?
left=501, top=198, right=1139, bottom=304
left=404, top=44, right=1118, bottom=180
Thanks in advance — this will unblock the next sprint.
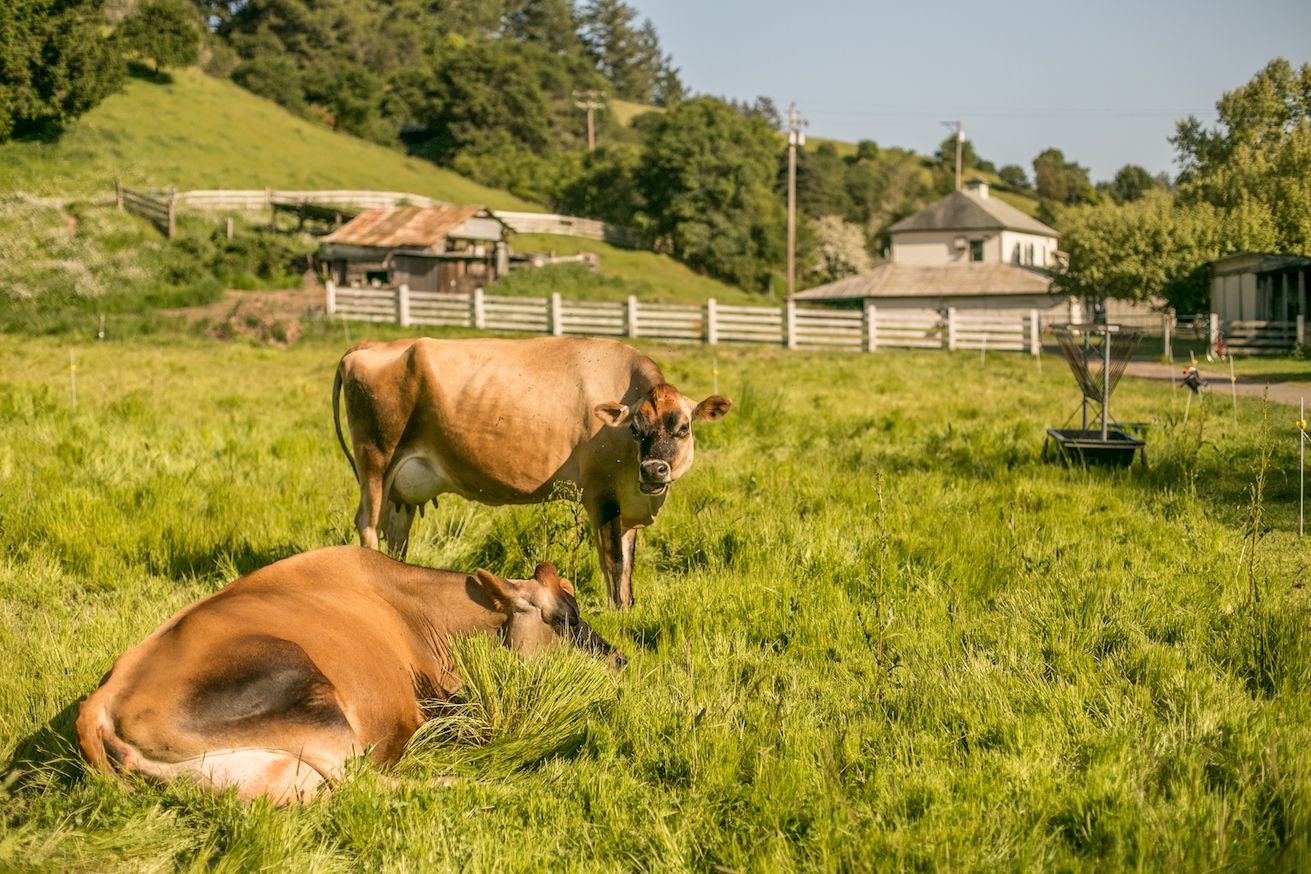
left=553, top=592, right=625, bottom=666
left=629, top=385, right=693, bottom=495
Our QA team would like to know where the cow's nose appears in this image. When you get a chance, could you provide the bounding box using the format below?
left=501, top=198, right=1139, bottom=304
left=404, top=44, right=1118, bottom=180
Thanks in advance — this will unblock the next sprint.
left=641, top=459, right=671, bottom=481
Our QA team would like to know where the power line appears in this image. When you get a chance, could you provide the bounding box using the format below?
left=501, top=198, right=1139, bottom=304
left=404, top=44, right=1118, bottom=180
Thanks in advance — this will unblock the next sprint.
left=799, top=105, right=1218, bottom=120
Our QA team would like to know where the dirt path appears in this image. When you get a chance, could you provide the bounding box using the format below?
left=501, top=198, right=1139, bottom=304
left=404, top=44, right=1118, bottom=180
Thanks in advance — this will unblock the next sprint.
left=166, top=277, right=324, bottom=346
left=1122, top=361, right=1311, bottom=408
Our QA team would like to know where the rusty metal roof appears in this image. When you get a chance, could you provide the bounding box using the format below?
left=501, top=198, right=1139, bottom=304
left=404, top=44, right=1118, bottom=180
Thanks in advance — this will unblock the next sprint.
left=322, top=206, right=484, bottom=248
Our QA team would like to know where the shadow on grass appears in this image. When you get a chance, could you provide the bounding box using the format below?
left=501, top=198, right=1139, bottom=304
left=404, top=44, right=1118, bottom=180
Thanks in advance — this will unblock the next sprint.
left=2, top=699, right=86, bottom=792
left=147, top=537, right=309, bottom=583
left=126, top=60, right=174, bottom=84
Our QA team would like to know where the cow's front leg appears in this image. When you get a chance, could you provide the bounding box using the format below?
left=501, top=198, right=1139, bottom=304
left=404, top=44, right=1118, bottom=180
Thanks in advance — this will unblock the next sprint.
left=590, top=501, right=637, bottom=608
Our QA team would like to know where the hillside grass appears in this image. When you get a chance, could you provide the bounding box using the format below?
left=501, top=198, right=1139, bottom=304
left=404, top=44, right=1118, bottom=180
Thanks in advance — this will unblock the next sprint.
left=1, top=327, right=1308, bottom=870
left=1, top=68, right=538, bottom=209
left=499, top=234, right=759, bottom=304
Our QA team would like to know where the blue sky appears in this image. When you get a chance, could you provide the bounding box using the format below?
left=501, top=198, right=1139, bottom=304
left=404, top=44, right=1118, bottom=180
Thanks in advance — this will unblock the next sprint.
left=629, top=0, right=1311, bottom=183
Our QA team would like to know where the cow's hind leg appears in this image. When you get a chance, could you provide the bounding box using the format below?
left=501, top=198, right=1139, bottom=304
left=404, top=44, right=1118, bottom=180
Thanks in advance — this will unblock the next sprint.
left=381, top=501, right=417, bottom=560
left=354, top=451, right=388, bottom=550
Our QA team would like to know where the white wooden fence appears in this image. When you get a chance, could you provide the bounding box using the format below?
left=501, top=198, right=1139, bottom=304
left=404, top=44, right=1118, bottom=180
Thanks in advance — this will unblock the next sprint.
left=327, top=283, right=1043, bottom=355
left=1213, top=316, right=1306, bottom=355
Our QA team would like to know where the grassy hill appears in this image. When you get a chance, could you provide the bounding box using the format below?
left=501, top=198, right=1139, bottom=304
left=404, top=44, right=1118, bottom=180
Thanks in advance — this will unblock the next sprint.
left=2, top=68, right=538, bottom=209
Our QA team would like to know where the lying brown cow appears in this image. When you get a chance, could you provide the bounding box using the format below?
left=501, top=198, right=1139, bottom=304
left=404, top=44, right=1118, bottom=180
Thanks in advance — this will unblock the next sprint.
left=77, top=545, right=620, bottom=804
left=333, top=336, right=731, bottom=607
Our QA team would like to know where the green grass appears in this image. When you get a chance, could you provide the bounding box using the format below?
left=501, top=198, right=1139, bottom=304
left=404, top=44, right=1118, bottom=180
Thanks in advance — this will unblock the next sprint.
left=610, top=98, right=661, bottom=128
left=2, top=68, right=538, bottom=209
left=1, top=327, right=1309, bottom=870
left=503, top=234, right=759, bottom=304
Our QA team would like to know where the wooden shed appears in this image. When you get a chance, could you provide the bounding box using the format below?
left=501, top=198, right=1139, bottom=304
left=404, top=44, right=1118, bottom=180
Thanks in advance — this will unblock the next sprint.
left=1211, top=252, right=1310, bottom=323
left=319, top=206, right=509, bottom=294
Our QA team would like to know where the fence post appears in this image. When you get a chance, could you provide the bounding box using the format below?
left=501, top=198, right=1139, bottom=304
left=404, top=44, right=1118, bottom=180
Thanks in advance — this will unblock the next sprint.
left=1162, top=314, right=1172, bottom=360
left=1029, top=308, right=1040, bottom=356
left=550, top=292, right=563, bottom=336
left=325, top=279, right=337, bottom=317
left=398, top=283, right=411, bottom=327
left=945, top=307, right=957, bottom=350
left=472, top=287, right=485, bottom=330
left=706, top=297, right=718, bottom=345
left=114, top=178, right=123, bottom=210
left=627, top=295, right=639, bottom=338
left=1209, top=313, right=1220, bottom=354
left=864, top=301, right=878, bottom=352
left=1298, top=313, right=1306, bottom=347
left=166, top=187, right=176, bottom=239
left=784, top=300, right=797, bottom=349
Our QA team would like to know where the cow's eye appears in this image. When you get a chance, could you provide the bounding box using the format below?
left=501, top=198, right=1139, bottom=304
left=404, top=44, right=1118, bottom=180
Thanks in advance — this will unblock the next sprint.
left=676, top=424, right=690, bottom=437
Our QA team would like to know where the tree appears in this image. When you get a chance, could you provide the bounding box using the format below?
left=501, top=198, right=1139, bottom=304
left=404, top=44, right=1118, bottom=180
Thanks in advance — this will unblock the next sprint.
left=1052, top=191, right=1277, bottom=313
left=1033, top=147, right=1093, bottom=204
left=808, top=215, right=872, bottom=283
left=1100, top=163, right=1159, bottom=204
left=794, top=142, right=852, bottom=219
left=0, top=0, right=124, bottom=140
left=1172, top=58, right=1311, bottom=253
left=579, top=0, right=681, bottom=104
left=997, top=164, right=1029, bottom=189
left=636, top=97, right=785, bottom=291
left=120, top=0, right=201, bottom=76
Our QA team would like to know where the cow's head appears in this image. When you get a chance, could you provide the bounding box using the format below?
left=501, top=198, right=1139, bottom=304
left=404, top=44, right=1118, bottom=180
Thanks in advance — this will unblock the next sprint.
left=593, top=383, right=732, bottom=497
left=474, top=563, right=626, bottom=669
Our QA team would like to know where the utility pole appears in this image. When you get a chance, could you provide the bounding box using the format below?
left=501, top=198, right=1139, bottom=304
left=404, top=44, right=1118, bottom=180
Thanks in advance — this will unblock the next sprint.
left=573, top=90, right=607, bottom=151
left=786, top=102, right=805, bottom=301
left=942, top=120, right=964, bottom=191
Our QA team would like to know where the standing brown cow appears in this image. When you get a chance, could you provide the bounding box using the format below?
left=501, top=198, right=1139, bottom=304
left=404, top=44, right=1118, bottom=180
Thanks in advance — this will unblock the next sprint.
left=333, top=336, right=731, bottom=607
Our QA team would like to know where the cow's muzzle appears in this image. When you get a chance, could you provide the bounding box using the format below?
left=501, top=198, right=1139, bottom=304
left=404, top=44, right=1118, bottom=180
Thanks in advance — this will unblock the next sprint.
left=568, top=618, right=626, bottom=669
left=639, top=459, right=671, bottom=495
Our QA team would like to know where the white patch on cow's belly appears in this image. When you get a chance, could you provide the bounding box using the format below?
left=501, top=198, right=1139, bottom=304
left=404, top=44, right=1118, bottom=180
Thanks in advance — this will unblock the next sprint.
left=389, top=455, right=451, bottom=505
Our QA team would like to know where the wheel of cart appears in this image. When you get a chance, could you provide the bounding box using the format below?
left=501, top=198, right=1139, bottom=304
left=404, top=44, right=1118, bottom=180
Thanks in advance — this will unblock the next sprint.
left=1044, top=323, right=1147, bottom=468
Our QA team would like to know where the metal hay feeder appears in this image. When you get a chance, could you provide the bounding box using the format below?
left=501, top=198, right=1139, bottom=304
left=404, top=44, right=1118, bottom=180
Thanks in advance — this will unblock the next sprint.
left=1042, top=323, right=1146, bottom=467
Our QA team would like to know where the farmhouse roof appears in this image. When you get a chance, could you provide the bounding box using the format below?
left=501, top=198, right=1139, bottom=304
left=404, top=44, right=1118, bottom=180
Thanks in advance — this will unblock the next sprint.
left=1212, top=251, right=1311, bottom=275
left=322, top=206, right=491, bottom=248
left=795, top=262, right=1054, bottom=301
left=887, top=190, right=1058, bottom=237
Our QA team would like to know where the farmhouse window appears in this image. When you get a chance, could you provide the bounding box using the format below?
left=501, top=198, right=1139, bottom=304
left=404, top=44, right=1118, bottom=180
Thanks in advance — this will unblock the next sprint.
left=970, top=239, right=984, bottom=262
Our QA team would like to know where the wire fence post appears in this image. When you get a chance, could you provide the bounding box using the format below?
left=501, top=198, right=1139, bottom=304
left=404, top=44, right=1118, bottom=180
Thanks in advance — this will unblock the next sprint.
left=68, top=350, right=77, bottom=411
left=705, top=297, right=718, bottom=345
left=627, top=295, right=639, bottom=338
left=114, top=177, right=123, bottom=210
left=864, top=301, right=878, bottom=353
left=398, top=283, right=411, bottom=328
left=325, top=279, right=337, bottom=317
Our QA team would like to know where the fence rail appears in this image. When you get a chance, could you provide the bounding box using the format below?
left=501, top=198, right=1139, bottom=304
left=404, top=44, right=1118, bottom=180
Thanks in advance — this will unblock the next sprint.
left=1221, top=318, right=1305, bottom=355
left=129, top=184, right=646, bottom=247
left=116, top=181, right=175, bottom=238
left=327, top=284, right=1045, bottom=356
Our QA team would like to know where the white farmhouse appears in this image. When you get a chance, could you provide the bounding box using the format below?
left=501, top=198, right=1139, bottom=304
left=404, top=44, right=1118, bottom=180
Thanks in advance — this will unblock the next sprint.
left=796, top=178, right=1074, bottom=317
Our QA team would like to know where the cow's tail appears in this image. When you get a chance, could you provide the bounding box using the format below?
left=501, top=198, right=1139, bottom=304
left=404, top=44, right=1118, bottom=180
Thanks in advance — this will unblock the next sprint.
left=333, top=357, right=358, bottom=483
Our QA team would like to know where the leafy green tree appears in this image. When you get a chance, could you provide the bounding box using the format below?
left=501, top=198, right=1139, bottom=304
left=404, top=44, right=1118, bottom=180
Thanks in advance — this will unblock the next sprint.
left=997, top=164, right=1029, bottom=189
left=120, top=0, right=201, bottom=76
left=579, top=0, right=681, bottom=104
left=231, top=53, right=305, bottom=112
left=1098, top=164, right=1160, bottom=204
left=794, top=142, right=852, bottom=220
left=0, top=0, right=124, bottom=140
left=636, top=97, right=784, bottom=291
left=855, top=139, right=879, bottom=162
left=1172, top=58, right=1311, bottom=253
left=1033, top=147, right=1093, bottom=204
left=1052, top=191, right=1277, bottom=313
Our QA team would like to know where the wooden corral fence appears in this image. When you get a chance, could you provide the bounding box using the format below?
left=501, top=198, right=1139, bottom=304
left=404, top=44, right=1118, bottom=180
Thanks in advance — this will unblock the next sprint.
left=326, top=283, right=1044, bottom=355
left=1214, top=315, right=1307, bottom=355
left=126, top=186, right=646, bottom=247
left=115, top=181, right=176, bottom=238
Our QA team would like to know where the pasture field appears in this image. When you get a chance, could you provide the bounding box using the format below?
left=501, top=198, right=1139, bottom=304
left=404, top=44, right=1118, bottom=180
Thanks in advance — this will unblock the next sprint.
left=1, top=328, right=1309, bottom=871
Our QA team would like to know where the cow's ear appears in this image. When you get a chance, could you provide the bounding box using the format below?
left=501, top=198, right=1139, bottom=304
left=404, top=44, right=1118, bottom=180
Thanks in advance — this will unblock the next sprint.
left=693, top=395, right=732, bottom=422
left=473, top=569, right=530, bottom=613
left=534, top=561, right=574, bottom=596
left=594, top=402, right=631, bottom=427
